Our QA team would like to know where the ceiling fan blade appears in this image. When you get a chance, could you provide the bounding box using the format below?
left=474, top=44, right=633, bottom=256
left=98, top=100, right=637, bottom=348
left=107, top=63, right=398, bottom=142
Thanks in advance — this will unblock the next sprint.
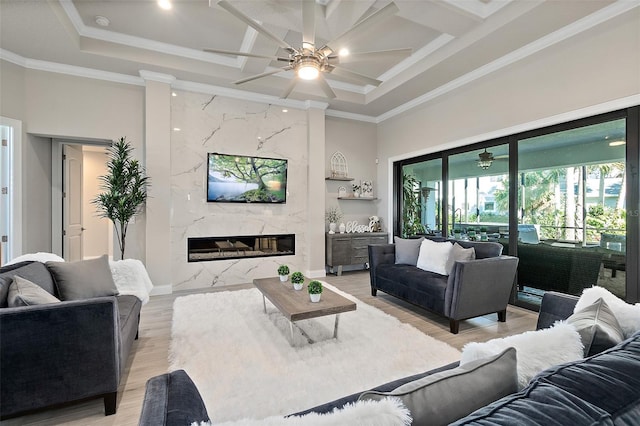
left=316, top=74, right=337, bottom=99
left=302, top=0, right=315, bottom=49
left=329, top=66, right=382, bottom=86
left=280, top=77, right=298, bottom=98
left=204, top=48, right=290, bottom=62
left=234, top=66, right=292, bottom=85
left=217, top=0, right=292, bottom=51
left=322, top=2, right=399, bottom=54
left=330, top=48, right=412, bottom=64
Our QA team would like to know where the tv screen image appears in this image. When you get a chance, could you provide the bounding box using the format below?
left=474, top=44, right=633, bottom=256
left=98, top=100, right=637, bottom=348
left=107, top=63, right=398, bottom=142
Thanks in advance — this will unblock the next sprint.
left=207, top=153, right=287, bottom=203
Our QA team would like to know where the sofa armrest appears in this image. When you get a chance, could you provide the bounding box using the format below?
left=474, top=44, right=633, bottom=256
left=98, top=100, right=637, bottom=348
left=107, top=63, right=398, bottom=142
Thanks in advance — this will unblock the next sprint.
left=445, top=256, right=519, bottom=320
left=536, top=291, right=579, bottom=330
left=0, top=297, right=120, bottom=417
left=139, top=370, right=210, bottom=426
left=368, top=244, right=395, bottom=291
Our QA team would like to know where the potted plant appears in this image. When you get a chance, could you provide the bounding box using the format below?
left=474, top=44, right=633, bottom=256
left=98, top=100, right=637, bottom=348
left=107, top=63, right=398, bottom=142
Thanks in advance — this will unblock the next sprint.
left=291, top=272, right=304, bottom=290
left=93, top=137, right=150, bottom=260
left=325, top=206, right=343, bottom=234
left=480, top=227, right=488, bottom=241
left=277, top=264, right=290, bottom=282
left=308, top=280, right=323, bottom=302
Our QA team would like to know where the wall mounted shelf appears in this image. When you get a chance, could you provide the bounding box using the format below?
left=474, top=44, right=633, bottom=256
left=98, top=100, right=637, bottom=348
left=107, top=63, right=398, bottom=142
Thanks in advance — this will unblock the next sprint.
left=326, top=177, right=354, bottom=181
left=338, top=197, right=377, bottom=201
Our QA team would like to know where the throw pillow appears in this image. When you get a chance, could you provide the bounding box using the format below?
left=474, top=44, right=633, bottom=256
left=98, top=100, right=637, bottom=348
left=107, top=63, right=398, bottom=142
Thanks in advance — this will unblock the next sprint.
left=47, top=255, right=119, bottom=301
left=416, top=239, right=453, bottom=275
left=394, top=237, right=424, bottom=266
left=110, top=259, right=154, bottom=304
left=444, top=243, right=476, bottom=274
left=7, top=276, right=61, bottom=307
left=460, top=322, right=584, bottom=390
left=4, top=252, right=65, bottom=266
left=199, top=397, right=411, bottom=426
left=358, top=348, right=517, bottom=425
left=575, top=286, right=640, bottom=339
left=567, top=297, right=625, bottom=357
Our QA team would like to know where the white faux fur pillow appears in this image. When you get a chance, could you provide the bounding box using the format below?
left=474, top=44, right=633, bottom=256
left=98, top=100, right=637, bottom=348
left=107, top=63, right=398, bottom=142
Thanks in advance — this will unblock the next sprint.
left=460, top=322, right=584, bottom=390
left=109, top=259, right=154, bottom=305
left=194, top=397, right=412, bottom=426
left=575, top=286, right=640, bottom=339
left=416, top=239, right=452, bottom=275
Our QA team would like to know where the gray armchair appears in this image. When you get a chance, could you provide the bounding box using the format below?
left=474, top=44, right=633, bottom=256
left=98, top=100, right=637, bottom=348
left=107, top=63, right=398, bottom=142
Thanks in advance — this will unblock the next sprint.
left=368, top=239, right=519, bottom=333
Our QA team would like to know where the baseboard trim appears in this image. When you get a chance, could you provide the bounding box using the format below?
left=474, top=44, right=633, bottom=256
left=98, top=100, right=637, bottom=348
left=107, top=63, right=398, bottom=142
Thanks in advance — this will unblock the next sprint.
left=150, top=285, right=172, bottom=296
left=306, top=269, right=327, bottom=279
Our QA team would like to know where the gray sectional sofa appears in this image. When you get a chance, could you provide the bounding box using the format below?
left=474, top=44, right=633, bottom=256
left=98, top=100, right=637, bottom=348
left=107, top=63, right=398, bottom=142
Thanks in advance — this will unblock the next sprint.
left=368, top=237, right=519, bottom=333
left=0, top=259, right=142, bottom=419
left=138, top=291, right=640, bottom=425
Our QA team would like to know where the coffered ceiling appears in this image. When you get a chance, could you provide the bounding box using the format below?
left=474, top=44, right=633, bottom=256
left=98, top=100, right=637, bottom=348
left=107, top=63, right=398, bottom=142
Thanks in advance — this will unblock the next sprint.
left=0, top=0, right=637, bottom=120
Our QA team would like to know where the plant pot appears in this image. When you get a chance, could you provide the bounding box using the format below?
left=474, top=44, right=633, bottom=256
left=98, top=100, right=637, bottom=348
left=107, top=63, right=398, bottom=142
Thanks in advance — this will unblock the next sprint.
left=293, top=283, right=303, bottom=291
left=309, top=293, right=321, bottom=303
left=279, top=275, right=288, bottom=283
left=329, top=222, right=337, bottom=234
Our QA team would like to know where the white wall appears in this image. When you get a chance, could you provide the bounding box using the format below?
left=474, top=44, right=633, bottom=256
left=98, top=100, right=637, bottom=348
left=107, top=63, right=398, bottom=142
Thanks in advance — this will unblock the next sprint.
left=376, top=8, right=640, bottom=234
left=325, top=117, right=380, bottom=230
left=82, top=148, right=110, bottom=259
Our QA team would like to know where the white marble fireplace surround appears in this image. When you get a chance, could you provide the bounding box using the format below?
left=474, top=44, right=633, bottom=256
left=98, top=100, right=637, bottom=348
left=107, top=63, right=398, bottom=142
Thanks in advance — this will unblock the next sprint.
left=170, top=91, right=309, bottom=291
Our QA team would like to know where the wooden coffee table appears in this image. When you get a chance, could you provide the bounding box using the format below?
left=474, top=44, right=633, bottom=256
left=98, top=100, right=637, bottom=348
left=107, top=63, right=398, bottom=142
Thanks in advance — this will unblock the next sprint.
left=253, top=277, right=356, bottom=345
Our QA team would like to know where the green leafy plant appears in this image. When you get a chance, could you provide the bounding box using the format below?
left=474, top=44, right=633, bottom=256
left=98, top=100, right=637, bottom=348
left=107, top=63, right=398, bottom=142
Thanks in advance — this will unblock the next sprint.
left=480, top=227, right=488, bottom=232
left=277, top=264, right=290, bottom=276
left=291, top=272, right=304, bottom=284
left=402, top=173, right=424, bottom=237
left=307, top=280, right=323, bottom=295
left=93, top=137, right=150, bottom=260
left=325, top=206, right=343, bottom=223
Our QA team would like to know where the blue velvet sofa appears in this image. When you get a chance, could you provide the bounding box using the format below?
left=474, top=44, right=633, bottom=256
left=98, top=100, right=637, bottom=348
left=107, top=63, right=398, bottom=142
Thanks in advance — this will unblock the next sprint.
left=138, top=291, right=640, bottom=425
left=0, top=260, right=142, bottom=419
left=368, top=238, right=519, bottom=333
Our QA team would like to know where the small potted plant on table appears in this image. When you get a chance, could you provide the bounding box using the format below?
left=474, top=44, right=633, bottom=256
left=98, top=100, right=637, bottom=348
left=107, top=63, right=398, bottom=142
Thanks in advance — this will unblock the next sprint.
left=291, top=272, right=304, bottom=290
left=480, top=227, right=488, bottom=241
left=277, top=265, right=290, bottom=282
left=308, top=280, right=323, bottom=302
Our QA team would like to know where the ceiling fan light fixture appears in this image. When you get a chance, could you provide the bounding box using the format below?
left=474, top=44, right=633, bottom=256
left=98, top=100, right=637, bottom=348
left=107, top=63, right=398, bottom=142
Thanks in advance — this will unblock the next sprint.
left=297, top=59, right=320, bottom=80
left=477, top=149, right=494, bottom=170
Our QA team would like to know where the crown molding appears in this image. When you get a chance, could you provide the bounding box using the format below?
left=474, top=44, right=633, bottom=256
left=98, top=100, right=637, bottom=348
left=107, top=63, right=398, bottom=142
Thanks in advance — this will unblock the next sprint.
left=377, top=0, right=640, bottom=123
left=139, top=70, right=176, bottom=84
left=325, top=109, right=378, bottom=123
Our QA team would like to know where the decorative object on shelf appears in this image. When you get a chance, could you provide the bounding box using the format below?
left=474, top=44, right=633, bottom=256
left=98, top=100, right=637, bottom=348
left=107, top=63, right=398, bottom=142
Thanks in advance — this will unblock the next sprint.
left=330, top=151, right=349, bottom=179
left=93, top=137, right=150, bottom=260
left=361, top=180, right=373, bottom=198
left=346, top=220, right=373, bottom=233
left=325, top=206, right=343, bottom=234
left=307, top=280, right=323, bottom=302
left=277, top=264, right=290, bottom=282
left=351, top=183, right=361, bottom=198
left=338, top=186, right=347, bottom=198
left=339, top=223, right=346, bottom=234
left=480, top=227, right=488, bottom=241
left=467, top=228, right=476, bottom=241
left=291, top=272, right=304, bottom=288
left=369, top=216, right=382, bottom=232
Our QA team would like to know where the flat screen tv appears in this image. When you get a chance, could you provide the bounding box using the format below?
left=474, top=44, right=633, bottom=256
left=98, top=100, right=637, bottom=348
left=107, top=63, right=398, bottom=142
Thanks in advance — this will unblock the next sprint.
left=207, top=153, right=288, bottom=203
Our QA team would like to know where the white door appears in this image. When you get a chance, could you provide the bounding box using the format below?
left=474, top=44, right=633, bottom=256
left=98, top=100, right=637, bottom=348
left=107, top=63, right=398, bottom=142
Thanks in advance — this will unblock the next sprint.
left=63, top=144, right=84, bottom=261
left=0, top=118, right=23, bottom=265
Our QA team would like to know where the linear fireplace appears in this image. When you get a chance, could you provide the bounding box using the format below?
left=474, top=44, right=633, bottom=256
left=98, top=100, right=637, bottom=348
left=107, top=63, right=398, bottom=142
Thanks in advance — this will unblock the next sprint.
left=188, top=234, right=295, bottom=262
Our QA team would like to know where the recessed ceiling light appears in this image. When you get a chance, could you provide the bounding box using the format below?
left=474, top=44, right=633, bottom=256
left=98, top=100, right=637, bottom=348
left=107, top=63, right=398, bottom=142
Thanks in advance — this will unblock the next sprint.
left=173, top=127, right=181, bottom=132
left=171, top=92, right=177, bottom=97
left=282, top=109, right=288, bottom=113
left=339, top=48, right=349, bottom=57
left=609, top=140, right=626, bottom=146
left=95, top=16, right=110, bottom=27
left=158, top=0, right=172, bottom=10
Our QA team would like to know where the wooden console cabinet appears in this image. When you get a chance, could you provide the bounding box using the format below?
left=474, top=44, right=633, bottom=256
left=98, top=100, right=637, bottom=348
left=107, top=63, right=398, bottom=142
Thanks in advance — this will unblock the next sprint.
left=326, top=232, right=388, bottom=275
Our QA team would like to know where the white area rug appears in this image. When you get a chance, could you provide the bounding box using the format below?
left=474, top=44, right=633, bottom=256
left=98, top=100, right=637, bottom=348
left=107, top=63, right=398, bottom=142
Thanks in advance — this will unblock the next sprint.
left=170, top=283, right=460, bottom=422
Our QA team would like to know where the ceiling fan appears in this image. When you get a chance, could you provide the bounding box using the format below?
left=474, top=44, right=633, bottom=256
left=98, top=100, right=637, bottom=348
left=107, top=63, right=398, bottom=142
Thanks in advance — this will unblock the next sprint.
left=205, top=0, right=412, bottom=99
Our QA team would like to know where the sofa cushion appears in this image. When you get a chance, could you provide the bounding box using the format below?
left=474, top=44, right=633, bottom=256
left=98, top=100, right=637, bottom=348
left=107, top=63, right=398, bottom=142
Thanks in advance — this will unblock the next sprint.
left=456, top=240, right=503, bottom=259
left=575, top=286, right=640, bottom=339
left=567, top=297, right=624, bottom=357
left=461, top=322, right=583, bottom=389
left=394, top=236, right=424, bottom=266
left=0, top=261, right=57, bottom=307
left=7, top=276, right=62, bottom=307
left=359, top=348, right=517, bottom=426
left=445, top=243, right=476, bottom=274
left=47, top=255, right=119, bottom=300
left=416, top=239, right=452, bottom=275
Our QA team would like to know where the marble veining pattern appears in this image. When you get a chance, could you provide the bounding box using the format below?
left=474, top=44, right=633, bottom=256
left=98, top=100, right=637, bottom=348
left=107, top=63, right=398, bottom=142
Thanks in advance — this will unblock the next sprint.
left=170, top=91, right=309, bottom=290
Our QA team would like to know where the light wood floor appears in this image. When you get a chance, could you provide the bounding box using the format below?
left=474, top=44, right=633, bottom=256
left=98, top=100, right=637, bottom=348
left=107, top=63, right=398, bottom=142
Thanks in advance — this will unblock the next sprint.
left=2, top=271, right=538, bottom=426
